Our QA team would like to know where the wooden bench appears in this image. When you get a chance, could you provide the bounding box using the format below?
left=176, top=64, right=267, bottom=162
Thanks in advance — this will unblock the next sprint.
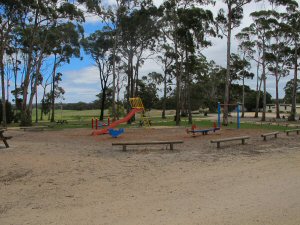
left=0, top=130, right=12, bottom=148
left=21, top=127, right=45, bottom=132
left=261, top=132, right=280, bottom=141
left=112, top=140, right=184, bottom=151
left=285, top=129, right=300, bottom=136
left=211, top=136, right=250, bottom=148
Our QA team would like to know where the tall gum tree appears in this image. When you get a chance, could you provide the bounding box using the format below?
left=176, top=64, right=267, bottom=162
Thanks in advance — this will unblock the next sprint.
left=16, top=0, right=84, bottom=125
left=0, top=0, right=24, bottom=127
left=161, top=0, right=214, bottom=125
left=216, top=0, right=252, bottom=125
left=284, top=2, right=300, bottom=121
left=82, top=29, right=114, bottom=121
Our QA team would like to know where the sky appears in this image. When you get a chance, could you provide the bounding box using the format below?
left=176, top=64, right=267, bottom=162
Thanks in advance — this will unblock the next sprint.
left=53, top=0, right=296, bottom=103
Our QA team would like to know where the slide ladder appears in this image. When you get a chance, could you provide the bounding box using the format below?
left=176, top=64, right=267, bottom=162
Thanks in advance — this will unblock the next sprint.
left=129, top=97, right=150, bottom=127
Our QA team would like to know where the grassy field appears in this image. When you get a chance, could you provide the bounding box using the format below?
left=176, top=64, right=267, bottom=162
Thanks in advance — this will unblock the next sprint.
left=23, top=108, right=299, bottom=132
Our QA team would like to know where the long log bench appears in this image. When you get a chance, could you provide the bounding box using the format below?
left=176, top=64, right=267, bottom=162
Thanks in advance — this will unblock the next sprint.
left=112, top=140, right=184, bottom=151
left=211, top=136, right=250, bottom=148
left=285, top=129, right=300, bottom=136
left=261, top=132, right=280, bottom=141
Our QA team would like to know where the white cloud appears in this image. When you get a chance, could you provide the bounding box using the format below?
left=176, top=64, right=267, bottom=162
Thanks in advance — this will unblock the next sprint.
left=64, top=66, right=100, bottom=85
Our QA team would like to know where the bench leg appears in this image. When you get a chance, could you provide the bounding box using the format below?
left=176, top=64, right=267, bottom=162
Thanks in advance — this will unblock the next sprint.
left=287, top=132, right=289, bottom=136
left=217, top=142, right=220, bottom=148
left=3, top=139, right=9, bottom=148
left=263, top=136, right=266, bottom=141
left=170, top=143, right=174, bottom=150
left=122, top=145, right=127, bottom=151
left=297, top=131, right=299, bottom=135
left=242, top=139, right=245, bottom=145
left=275, top=134, right=277, bottom=139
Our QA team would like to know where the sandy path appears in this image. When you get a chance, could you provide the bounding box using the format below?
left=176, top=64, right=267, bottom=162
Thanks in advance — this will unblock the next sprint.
left=0, top=128, right=300, bottom=225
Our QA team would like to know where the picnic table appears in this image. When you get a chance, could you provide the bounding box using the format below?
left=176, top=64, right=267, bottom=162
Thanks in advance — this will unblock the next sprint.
left=0, top=129, right=12, bottom=148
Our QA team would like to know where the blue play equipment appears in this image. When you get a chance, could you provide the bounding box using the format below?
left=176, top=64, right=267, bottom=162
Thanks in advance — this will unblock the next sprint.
left=108, top=128, right=124, bottom=138
left=186, top=125, right=220, bottom=136
left=218, top=102, right=240, bottom=129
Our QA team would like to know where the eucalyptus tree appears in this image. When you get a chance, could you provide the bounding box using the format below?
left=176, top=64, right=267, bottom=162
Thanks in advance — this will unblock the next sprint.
left=266, top=27, right=291, bottom=119
left=230, top=54, right=254, bottom=117
left=284, top=78, right=300, bottom=104
left=118, top=2, right=160, bottom=113
left=155, top=44, right=175, bottom=119
left=81, top=0, right=131, bottom=121
left=236, top=28, right=263, bottom=118
left=48, top=22, right=83, bottom=122
left=161, top=0, right=215, bottom=125
left=284, top=3, right=300, bottom=121
left=216, top=0, right=252, bottom=125
left=177, top=7, right=215, bottom=124
left=236, top=10, right=278, bottom=121
left=15, top=0, right=84, bottom=125
left=0, top=0, right=25, bottom=126
left=82, top=29, right=114, bottom=120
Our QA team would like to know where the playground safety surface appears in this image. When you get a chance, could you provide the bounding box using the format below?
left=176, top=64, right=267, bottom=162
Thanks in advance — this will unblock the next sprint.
left=1, top=127, right=300, bottom=225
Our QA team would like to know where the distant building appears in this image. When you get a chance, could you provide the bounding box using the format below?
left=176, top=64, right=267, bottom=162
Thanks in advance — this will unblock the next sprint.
left=266, top=104, right=300, bottom=114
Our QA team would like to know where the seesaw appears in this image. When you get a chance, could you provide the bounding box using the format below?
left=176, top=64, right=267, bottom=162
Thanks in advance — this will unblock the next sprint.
left=186, top=124, right=220, bottom=136
left=108, top=128, right=124, bottom=138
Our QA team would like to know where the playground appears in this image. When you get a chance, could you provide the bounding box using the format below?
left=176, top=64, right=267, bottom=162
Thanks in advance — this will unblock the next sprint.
left=1, top=125, right=300, bottom=225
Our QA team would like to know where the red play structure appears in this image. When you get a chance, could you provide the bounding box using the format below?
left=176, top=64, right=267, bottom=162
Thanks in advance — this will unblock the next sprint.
left=92, top=97, right=149, bottom=136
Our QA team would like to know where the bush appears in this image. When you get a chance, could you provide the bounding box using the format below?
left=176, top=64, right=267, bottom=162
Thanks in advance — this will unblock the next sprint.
left=0, top=100, right=15, bottom=124
left=108, top=104, right=126, bottom=118
left=20, top=110, right=32, bottom=126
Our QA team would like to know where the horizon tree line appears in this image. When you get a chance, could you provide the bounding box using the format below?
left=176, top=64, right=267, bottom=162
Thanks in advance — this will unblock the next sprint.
left=0, top=0, right=299, bottom=127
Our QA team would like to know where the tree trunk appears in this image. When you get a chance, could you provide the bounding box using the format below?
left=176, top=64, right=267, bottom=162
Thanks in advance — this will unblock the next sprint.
left=162, top=71, right=167, bottom=119
left=223, top=5, right=232, bottom=126
left=6, top=76, right=9, bottom=103
left=275, top=58, right=280, bottom=119
left=40, top=90, right=45, bottom=121
left=116, top=69, right=121, bottom=120
left=35, top=85, right=38, bottom=123
left=185, top=49, right=192, bottom=124
left=100, top=88, right=106, bottom=121
left=175, top=38, right=181, bottom=126
left=255, top=77, right=263, bottom=118
left=21, top=8, right=39, bottom=126
left=50, top=54, right=57, bottom=123
left=0, top=51, right=6, bottom=127
left=242, top=76, right=245, bottom=118
left=254, top=60, right=261, bottom=118
left=289, top=41, right=298, bottom=121
left=261, top=36, right=267, bottom=122
left=111, top=26, right=118, bottom=122
left=275, top=76, right=280, bottom=119
left=13, top=54, right=18, bottom=115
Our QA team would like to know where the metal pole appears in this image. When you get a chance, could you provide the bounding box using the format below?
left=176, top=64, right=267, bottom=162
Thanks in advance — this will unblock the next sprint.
left=218, top=102, right=221, bottom=128
left=237, top=103, right=240, bottom=129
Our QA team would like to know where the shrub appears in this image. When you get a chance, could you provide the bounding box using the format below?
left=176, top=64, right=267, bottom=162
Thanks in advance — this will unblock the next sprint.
left=0, top=100, right=15, bottom=124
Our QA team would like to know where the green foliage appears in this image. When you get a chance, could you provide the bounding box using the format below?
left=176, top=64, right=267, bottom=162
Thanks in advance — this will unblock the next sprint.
left=108, top=104, right=126, bottom=118
left=20, top=109, right=32, bottom=126
left=0, top=101, right=14, bottom=124
left=137, top=78, right=159, bottom=110
left=284, top=79, right=300, bottom=103
left=244, top=90, right=272, bottom=111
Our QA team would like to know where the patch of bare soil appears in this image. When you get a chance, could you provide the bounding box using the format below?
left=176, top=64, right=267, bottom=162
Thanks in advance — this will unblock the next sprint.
left=0, top=127, right=300, bottom=225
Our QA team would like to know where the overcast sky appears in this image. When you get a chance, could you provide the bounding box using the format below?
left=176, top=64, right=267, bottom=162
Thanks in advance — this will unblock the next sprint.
left=56, top=0, right=295, bottom=103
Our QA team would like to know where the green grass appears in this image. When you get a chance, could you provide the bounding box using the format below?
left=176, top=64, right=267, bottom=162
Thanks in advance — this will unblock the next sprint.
left=14, top=109, right=296, bottom=132
left=32, top=109, right=102, bottom=122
